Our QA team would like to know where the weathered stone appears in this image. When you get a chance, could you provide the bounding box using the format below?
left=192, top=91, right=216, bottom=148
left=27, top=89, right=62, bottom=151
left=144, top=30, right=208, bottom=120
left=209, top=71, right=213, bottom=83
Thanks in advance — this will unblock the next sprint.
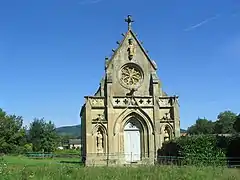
left=80, top=15, right=180, bottom=166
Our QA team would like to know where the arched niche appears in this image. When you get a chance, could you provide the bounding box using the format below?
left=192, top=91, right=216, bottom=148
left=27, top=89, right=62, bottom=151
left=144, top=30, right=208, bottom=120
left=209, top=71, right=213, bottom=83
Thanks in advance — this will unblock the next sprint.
left=92, top=124, right=107, bottom=154
left=162, top=124, right=173, bottom=142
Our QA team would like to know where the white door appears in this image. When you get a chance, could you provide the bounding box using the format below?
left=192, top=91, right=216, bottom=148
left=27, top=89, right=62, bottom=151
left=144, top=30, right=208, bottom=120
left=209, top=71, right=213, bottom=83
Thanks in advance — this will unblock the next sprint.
left=132, top=130, right=141, bottom=161
left=124, top=130, right=132, bottom=162
left=124, top=122, right=141, bottom=162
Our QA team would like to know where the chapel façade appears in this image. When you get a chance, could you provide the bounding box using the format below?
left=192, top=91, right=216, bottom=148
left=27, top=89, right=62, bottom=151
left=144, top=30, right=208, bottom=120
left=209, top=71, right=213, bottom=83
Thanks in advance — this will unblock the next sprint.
left=80, top=15, right=180, bottom=166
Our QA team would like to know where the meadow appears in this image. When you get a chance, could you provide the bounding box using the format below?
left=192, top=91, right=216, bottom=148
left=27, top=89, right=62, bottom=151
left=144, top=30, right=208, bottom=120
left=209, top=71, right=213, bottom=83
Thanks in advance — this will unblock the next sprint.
left=0, top=156, right=239, bottom=180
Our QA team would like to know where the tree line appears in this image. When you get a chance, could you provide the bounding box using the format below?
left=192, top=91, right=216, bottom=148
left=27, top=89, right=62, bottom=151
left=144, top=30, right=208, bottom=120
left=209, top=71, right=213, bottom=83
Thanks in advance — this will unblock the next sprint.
left=187, top=110, right=240, bottom=135
left=0, top=108, right=67, bottom=154
left=1, top=107, right=239, bottom=157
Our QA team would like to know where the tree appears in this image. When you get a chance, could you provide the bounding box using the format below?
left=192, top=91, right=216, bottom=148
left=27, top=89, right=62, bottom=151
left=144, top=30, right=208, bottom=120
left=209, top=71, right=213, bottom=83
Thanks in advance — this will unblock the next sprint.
left=41, top=121, right=58, bottom=152
left=187, top=118, right=215, bottom=135
left=214, top=111, right=237, bottom=134
left=0, top=108, right=27, bottom=154
left=233, top=114, right=240, bottom=133
left=29, top=118, right=44, bottom=152
left=29, top=118, right=58, bottom=152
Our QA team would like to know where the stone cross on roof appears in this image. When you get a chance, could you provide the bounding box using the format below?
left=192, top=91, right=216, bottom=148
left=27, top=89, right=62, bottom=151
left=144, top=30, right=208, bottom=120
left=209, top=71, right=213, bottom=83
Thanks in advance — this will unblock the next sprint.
left=125, top=15, right=134, bottom=30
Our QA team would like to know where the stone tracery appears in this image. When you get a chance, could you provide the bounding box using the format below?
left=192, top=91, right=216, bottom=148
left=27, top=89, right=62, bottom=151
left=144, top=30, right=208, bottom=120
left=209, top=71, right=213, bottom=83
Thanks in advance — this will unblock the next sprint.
left=121, top=66, right=142, bottom=86
left=119, top=63, right=143, bottom=90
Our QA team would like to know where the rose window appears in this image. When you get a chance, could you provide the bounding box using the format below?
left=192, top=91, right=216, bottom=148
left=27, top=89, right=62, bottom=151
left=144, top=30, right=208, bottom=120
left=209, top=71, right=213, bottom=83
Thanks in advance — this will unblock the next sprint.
left=119, top=64, right=143, bottom=88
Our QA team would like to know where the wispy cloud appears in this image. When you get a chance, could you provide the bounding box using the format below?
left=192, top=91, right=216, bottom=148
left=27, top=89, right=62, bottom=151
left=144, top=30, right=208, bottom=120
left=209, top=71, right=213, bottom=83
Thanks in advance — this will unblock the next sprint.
left=184, top=14, right=220, bottom=31
left=78, top=0, right=103, bottom=5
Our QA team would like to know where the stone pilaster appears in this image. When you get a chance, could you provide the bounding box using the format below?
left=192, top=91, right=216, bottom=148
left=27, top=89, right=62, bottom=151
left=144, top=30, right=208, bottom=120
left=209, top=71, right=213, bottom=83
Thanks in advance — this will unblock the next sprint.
left=151, top=74, right=161, bottom=157
left=173, top=96, right=180, bottom=138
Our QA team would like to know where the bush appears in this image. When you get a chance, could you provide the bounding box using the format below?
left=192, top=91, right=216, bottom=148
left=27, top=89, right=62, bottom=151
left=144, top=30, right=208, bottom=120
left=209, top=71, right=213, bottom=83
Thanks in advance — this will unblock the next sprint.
left=23, top=143, right=33, bottom=153
left=177, top=135, right=225, bottom=166
left=158, top=135, right=226, bottom=166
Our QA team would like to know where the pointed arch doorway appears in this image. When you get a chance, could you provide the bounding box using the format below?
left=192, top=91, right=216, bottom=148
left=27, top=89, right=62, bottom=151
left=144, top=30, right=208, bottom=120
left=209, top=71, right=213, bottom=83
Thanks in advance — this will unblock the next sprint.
left=124, top=118, right=141, bottom=162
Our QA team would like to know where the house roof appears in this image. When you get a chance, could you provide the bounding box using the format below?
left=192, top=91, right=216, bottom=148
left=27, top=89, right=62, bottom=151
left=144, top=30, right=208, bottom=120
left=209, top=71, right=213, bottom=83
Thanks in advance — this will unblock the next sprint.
left=69, top=139, right=81, bottom=145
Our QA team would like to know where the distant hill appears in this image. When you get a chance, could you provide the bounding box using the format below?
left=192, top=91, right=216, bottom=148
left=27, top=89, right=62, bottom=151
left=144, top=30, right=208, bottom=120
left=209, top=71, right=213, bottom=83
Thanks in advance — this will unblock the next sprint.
left=56, top=124, right=186, bottom=138
left=56, top=125, right=81, bottom=138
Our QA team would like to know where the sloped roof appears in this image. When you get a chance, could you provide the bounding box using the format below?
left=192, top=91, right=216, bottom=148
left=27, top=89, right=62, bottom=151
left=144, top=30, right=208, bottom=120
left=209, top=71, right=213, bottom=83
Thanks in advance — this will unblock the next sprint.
left=69, top=139, right=81, bottom=145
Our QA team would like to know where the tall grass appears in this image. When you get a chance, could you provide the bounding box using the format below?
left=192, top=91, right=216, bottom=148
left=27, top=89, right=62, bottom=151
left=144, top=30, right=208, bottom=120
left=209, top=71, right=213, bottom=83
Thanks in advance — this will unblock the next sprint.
left=0, top=156, right=239, bottom=180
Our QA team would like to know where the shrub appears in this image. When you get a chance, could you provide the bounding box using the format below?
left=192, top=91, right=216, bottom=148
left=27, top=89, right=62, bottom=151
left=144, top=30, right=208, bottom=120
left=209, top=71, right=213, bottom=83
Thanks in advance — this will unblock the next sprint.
left=176, top=135, right=226, bottom=166
left=23, top=143, right=33, bottom=153
left=159, top=135, right=226, bottom=166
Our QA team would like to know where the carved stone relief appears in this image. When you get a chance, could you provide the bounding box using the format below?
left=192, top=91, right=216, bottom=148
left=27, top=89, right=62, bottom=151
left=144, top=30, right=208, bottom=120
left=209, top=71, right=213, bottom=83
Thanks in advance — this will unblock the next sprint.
left=158, top=98, right=171, bottom=107
left=92, top=113, right=107, bottom=123
left=164, top=130, right=170, bottom=142
left=163, top=126, right=171, bottom=142
left=96, top=130, right=104, bottom=153
left=161, top=112, right=171, bottom=120
left=123, top=97, right=137, bottom=106
left=90, top=98, right=104, bottom=107
left=112, top=97, right=153, bottom=107
left=127, top=38, right=136, bottom=60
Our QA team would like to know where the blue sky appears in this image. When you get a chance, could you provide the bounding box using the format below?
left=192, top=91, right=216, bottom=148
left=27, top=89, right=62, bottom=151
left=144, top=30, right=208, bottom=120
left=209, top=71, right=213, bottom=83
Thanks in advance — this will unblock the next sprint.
left=0, top=0, right=239, bottom=129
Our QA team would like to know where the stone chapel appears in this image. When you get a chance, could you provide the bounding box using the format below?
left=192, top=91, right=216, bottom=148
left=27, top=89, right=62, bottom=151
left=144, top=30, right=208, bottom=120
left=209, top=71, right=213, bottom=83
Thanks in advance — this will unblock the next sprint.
left=80, top=15, right=180, bottom=166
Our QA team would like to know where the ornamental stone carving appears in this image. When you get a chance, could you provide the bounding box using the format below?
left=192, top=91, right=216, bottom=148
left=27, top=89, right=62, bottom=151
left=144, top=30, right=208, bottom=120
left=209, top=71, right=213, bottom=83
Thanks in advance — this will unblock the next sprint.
left=96, top=130, right=104, bottom=153
left=92, top=113, right=107, bottom=123
left=161, top=112, right=171, bottom=120
left=158, top=98, right=171, bottom=107
left=163, top=126, right=171, bottom=142
left=90, top=98, right=104, bottom=107
left=112, top=97, right=153, bottom=107
left=119, top=63, right=143, bottom=90
left=127, top=38, right=136, bottom=60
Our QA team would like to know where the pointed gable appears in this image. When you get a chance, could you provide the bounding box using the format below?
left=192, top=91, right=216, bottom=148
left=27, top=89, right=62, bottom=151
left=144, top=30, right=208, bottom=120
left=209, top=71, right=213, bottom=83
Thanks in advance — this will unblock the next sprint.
left=105, top=29, right=157, bottom=71
left=103, top=15, right=162, bottom=96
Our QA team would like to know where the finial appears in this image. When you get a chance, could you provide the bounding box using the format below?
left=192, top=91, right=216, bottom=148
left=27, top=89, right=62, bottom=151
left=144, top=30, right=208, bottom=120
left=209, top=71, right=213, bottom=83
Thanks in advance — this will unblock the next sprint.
left=125, top=15, right=134, bottom=30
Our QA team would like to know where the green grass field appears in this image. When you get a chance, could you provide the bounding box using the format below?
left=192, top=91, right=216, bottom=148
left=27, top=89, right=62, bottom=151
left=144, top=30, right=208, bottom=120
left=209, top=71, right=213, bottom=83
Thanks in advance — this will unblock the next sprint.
left=0, top=156, right=239, bottom=180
